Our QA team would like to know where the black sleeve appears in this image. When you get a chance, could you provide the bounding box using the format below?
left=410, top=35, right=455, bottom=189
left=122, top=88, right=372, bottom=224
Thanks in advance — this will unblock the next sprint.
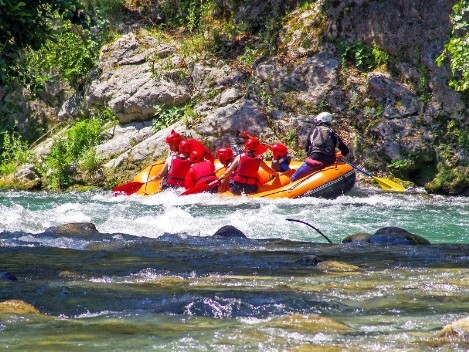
left=305, top=131, right=312, bottom=153
left=335, top=134, right=349, bottom=157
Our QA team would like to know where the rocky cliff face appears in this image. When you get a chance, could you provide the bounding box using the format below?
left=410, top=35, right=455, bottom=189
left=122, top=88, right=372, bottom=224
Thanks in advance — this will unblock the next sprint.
left=3, top=0, right=468, bottom=194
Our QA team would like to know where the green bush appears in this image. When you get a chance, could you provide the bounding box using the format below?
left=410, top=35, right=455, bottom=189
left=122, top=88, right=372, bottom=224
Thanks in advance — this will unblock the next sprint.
left=41, top=118, right=105, bottom=189
left=158, top=0, right=213, bottom=31
left=0, top=0, right=84, bottom=84
left=336, top=39, right=391, bottom=71
left=436, top=0, right=469, bottom=92
left=0, top=132, right=31, bottom=175
left=23, top=15, right=108, bottom=92
left=152, top=103, right=199, bottom=131
left=152, top=105, right=182, bottom=131
left=336, top=39, right=375, bottom=71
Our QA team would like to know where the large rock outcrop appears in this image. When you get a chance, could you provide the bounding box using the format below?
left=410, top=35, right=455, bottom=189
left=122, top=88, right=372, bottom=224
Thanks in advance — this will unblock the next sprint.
left=86, top=33, right=192, bottom=123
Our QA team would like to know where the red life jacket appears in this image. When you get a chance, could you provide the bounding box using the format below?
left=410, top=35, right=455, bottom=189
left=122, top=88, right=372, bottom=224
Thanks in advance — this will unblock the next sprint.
left=191, top=161, right=218, bottom=186
left=232, top=154, right=261, bottom=186
left=167, top=156, right=191, bottom=186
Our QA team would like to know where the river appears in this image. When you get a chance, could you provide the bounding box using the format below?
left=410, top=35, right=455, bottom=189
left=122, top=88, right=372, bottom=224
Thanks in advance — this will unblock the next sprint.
left=0, top=187, right=468, bottom=351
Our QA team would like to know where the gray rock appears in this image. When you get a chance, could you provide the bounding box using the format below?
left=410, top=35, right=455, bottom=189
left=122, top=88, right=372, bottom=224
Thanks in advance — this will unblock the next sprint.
left=368, top=73, right=420, bottom=119
left=368, top=227, right=430, bottom=245
left=194, top=99, right=273, bottom=148
left=342, top=233, right=372, bottom=243
left=86, top=33, right=191, bottom=123
left=45, top=223, right=100, bottom=236
left=0, top=272, right=18, bottom=281
left=218, top=88, right=242, bottom=106
left=439, top=316, right=469, bottom=338
left=213, top=225, right=247, bottom=239
left=295, top=255, right=319, bottom=266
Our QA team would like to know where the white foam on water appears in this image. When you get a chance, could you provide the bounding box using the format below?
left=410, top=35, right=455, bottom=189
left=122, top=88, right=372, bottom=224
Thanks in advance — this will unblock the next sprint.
left=0, top=189, right=468, bottom=244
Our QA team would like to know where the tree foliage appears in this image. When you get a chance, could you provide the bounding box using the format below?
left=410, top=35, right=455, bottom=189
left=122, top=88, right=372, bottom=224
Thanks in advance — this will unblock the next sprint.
left=437, top=0, right=469, bottom=91
left=0, top=0, right=84, bottom=84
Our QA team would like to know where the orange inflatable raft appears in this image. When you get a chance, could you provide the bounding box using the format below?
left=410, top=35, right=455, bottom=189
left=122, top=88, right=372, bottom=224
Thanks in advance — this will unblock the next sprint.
left=124, top=158, right=355, bottom=199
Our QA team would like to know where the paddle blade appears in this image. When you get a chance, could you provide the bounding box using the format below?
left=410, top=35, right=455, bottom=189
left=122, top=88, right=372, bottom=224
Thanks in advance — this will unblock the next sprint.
left=112, top=181, right=144, bottom=196
left=373, top=177, right=405, bottom=192
left=180, top=180, right=220, bottom=196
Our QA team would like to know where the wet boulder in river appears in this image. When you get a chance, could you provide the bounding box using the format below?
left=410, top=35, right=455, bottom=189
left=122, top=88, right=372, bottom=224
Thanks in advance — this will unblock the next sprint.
left=213, top=225, right=247, bottom=239
left=45, top=222, right=100, bottom=236
left=438, top=316, right=469, bottom=339
left=0, top=272, right=17, bottom=281
left=342, top=233, right=372, bottom=243
left=368, top=227, right=430, bottom=245
left=0, top=300, right=42, bottom=315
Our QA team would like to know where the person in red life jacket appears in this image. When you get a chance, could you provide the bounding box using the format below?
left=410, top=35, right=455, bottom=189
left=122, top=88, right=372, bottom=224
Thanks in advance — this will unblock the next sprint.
left=216, top=147, right=235, bottom=192
left=219, top=138, right=278, bottom=195
left=216, top=147, right=234, bottom=168
left=165, top=130, right=183, bottom=154
left=270, top=143, right=291, bottom=172
left=184, top=149, right=219, bottom=193
left=186, top=139, right=215, bottom=165
left=166, top=130, right=214, bottom=164
left=290, top=112, right=349, bottom=182
left=151, top=139, right=193, bottom=189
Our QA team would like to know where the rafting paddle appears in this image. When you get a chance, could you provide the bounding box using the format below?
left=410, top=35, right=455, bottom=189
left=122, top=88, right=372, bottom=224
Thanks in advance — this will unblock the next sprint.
left=180, top=179, right=221, bottom=196
left=286, top=218, right=333, bottom=244
left=339, top=158, right=405, bottom=192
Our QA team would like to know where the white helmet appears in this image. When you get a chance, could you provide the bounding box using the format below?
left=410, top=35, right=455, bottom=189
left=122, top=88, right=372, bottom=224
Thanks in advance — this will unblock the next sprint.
left=314, top=112, right=333, bottom=124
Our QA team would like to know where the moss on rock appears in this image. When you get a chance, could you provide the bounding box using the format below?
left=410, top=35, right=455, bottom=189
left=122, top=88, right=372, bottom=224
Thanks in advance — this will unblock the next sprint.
left=425, top=164, right=468, bottom=195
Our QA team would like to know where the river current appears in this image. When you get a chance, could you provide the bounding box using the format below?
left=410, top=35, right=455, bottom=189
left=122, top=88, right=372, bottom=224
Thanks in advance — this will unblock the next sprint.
left=0, top=187, right=468, bottom=351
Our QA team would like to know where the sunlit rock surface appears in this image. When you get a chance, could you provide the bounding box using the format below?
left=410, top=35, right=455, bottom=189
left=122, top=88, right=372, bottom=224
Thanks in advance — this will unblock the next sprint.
left=0, top=300, right=41, bottom=315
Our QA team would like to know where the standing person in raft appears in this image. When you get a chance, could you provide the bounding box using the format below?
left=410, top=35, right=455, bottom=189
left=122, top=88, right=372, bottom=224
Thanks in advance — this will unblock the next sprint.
left=290, top=112, right=349, bottom=182
left=184, top=149, right=219, bottom=193
left=219, top=138, right=278, bottom=195
left=150, top=139, right=193, bottom=190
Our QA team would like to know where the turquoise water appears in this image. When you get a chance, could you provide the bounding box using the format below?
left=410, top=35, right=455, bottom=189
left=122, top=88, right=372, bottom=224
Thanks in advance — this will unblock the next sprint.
left=0, top=188, right=467, bottom=243
left=0, top=188, right=468, bottom=351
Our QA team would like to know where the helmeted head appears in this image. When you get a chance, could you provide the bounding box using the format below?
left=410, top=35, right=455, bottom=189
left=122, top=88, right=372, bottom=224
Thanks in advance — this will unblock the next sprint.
left=314, top=112, right=333, bottom=125
left=216, top=147, right=234, bottom=166
left=270, top=143, right=288, bottom=159
left=178, top=139, right=193, bottom=154
left=244, top=138, right=260, bottom=152
left=165, top=130, right=183, bottom=152
left=189, top=149, right=205, bottom=163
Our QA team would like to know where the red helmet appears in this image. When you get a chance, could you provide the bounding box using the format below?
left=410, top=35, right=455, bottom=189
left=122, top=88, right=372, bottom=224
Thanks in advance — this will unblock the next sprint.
left=189, top=149, right=205, bottom=163
left=179, top=139, right=193, bottom=154
left=270, top=143, right=288, bottom=159
left=216, top=147, right=234, bottom=165
left=165, top=130, right=182, bottom=147
left=245, top=138, right=260, bottom=152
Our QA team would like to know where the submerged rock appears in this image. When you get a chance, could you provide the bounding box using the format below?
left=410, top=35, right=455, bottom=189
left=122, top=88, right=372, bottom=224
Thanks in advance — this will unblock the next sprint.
left=213, top=225, right=247, bottom=239
left=295, top=255, right=319, bottom=266
left=318, top=260, right=360, bottom=273
left=0, top=272, right=17, bottom=281
left=264, top=314, right=353, bottom=333
left=0, top=300, right=41, bottom=315
left=368, top=227, right=430, bottom=245
left=439, top=316, right=469, bottom=339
